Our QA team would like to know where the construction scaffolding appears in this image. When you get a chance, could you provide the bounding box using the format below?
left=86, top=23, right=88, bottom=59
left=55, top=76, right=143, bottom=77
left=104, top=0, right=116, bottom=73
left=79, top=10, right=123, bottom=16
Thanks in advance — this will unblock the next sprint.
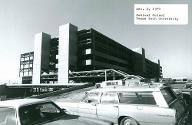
left=69, top=69, right=142, bottom=83
left=39, top=69, right=144, bottom=84
left=19, top=52, right=34, bottom=77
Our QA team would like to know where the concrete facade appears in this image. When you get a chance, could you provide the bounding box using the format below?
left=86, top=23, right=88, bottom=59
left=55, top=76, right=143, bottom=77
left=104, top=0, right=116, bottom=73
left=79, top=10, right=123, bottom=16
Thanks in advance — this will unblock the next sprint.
left=58, top=24, right=78, bottom=84
left=32, top=32, right=51, bottom=84
left=77, top=29, right=162, bottom=79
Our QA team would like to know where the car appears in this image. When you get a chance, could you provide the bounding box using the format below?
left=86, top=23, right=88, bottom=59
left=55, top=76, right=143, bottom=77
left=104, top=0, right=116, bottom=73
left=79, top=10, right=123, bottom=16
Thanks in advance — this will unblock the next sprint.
left=95, top=76, right=143, bottom=88
left=170, top=83, right=192, bottom=105
left=56, top=85, right=188, bottom=125
left=184, top=82, right=192, bottom=89
left=95, top=80, right=123, bottom=88
left=0, top=98, right=113, bottom=125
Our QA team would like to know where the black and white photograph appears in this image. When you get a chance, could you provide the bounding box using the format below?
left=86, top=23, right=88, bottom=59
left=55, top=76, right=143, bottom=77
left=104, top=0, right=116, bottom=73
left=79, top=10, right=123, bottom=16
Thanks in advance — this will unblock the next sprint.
left=0, top=0, right=192, bottom=125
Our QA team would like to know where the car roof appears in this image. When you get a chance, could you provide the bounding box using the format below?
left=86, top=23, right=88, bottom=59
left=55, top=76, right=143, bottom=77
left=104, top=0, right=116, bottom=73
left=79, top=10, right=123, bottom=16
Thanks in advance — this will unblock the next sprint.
left=0, top=98, right=50, bottom=109
left=89, top=85, right=166, bottom=93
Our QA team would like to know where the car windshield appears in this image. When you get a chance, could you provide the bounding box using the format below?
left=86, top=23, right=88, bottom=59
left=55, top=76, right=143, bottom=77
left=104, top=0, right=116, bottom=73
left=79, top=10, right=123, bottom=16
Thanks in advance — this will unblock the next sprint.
left=19, top=102, right=64, bottom=125
left=0, top=107, right=17, bottom=125
left=161, top=87, right=177, bottom=105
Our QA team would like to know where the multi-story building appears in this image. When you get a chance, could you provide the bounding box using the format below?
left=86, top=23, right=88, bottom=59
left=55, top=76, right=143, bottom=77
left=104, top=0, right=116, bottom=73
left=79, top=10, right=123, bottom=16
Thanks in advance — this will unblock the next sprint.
left=77, top=29, right=162, bottom=78
left=19, top=23, right=162, bottom=84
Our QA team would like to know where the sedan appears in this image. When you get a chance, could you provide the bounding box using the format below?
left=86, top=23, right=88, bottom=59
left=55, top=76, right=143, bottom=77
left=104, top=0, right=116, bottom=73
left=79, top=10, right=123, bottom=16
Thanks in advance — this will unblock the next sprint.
left=0, top=98, right=113, bottom=125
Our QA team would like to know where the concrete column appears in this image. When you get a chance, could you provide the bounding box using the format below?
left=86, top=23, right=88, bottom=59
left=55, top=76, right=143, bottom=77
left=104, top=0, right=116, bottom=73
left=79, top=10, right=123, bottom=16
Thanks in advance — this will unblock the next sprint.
left=32, top=32, right=51, bottom=84
left=58, top=23, right=78, bottom=84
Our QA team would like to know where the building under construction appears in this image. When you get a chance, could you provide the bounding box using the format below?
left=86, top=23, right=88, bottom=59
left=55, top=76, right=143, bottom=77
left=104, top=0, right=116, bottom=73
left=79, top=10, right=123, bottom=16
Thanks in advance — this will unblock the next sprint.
left=19, top=23, right=162, bottom=84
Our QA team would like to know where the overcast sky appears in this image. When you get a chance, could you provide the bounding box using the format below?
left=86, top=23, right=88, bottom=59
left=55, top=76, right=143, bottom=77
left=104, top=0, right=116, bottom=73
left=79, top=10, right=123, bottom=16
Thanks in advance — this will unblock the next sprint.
left=0, top=0, right=191, bottom=83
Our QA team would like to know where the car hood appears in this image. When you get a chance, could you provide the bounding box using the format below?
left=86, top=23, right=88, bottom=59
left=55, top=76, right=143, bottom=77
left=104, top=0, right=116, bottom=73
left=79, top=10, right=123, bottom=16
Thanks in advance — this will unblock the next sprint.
left=55, top=101, right=79, bottom=111
left=43, top=115, right=113, bottom=125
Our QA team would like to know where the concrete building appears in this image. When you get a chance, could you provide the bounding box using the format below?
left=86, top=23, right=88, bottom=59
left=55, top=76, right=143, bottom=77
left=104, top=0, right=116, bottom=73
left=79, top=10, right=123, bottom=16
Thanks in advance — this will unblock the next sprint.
left=19, top=23, right=162, bottom=84
left=77, top=29, right=162, bottom=79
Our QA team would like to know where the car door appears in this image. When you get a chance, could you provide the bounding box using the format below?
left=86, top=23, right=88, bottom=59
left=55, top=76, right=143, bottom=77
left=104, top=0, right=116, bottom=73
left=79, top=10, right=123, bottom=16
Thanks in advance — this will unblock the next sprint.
left=117, top=91, right=178, bottom=125
left=78, top=92, right=100, bottom=118
left=97, top=92, right=119, bottom=123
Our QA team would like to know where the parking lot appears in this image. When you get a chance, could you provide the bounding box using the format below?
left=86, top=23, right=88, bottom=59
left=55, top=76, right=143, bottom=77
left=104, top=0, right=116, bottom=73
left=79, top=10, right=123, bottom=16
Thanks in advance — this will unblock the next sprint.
left=48, top=87, right=93, bottom=102
left=48, top=86, right=192, bottom=125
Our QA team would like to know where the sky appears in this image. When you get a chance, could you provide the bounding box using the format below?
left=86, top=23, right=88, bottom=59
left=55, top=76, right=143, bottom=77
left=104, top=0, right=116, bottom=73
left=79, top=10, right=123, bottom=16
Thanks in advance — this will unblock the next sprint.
left=0, top=0, right=191, bottom=83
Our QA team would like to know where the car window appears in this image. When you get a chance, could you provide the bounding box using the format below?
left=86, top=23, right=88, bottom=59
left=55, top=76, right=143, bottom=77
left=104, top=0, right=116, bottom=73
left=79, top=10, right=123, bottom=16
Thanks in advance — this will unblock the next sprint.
left=161, top=88, right=177, bottom=105
left=106, top=82, right=118, bottom=86
left=82, top=92, right=100, bottom=103
left=137, top=92, right=156, bottom=104
left=19, top=102, right=63, bottom=125
left=100, top=92, right=118, bottom=104
left=119, top=92, right=140, bottom=104
left=0, top=107, right=17, bottom=125
left=119, top=92, right=156, bottom=105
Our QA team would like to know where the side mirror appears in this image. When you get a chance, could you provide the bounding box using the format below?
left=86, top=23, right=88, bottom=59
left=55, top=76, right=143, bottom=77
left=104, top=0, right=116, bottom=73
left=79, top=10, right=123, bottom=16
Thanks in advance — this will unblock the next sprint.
left=86, top=99, right=92, bottom=103
left=61, top=108, right=70, bottom=114
left=62, top=108, right=66, bottom=111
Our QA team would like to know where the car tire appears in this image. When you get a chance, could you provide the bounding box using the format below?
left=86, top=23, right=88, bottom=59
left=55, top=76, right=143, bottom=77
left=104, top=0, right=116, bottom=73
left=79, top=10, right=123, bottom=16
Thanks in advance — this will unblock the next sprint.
left=120, top=117, right=138, bottom=125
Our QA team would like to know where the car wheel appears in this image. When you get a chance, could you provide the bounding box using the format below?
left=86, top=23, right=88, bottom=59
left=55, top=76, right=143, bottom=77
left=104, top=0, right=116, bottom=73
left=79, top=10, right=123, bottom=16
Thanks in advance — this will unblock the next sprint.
left=120, top=117, right=138, bottom=125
